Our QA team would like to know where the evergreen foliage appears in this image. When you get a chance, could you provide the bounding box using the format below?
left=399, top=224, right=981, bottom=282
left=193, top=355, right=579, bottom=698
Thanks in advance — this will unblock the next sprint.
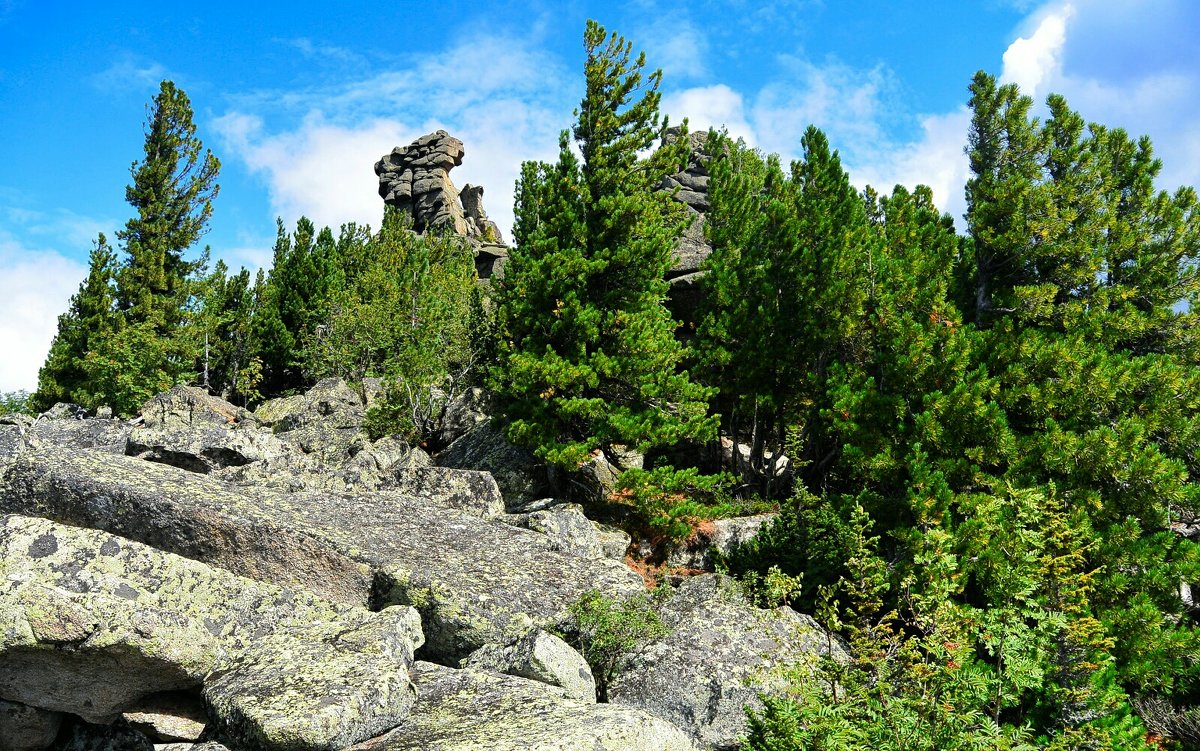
left=116, top=80, right=219, bottom=331
left=566, top=589, right=667, bottom=702
left=255, top=217, right=360, bottom=395
left=301, top=208, right=481, bottom=444
left=964, top=71, right=1200, bottom=705
left=493, top=20, right=715, bottom=469
left=34, top=234, right=119, bottom=409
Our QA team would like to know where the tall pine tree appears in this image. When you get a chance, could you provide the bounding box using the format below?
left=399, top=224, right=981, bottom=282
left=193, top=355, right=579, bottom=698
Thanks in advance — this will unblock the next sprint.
left=116, top=79, right=220, bottom=331
left=964, top=70, right=1200, bottom=709
left=493, top=20, right=714, bottom=469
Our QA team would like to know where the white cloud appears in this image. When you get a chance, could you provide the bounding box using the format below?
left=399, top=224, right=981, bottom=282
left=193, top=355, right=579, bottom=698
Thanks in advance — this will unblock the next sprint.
left=90, top=53, right=169, bottom=95
left=0, top=233, right=86, bottom=393
left=751, top=58, right=893, bottom=165
left=1000, top=4, right=1074, bottom=97
left=214, top=32, right=572, bottom=242
left=848, top=107, right=973, bottom=224
left=216, top=112, right=412, bottom=232
left=1000, top=0, right=1200, bottom=192
left=662, top=85, right=755, bottom=145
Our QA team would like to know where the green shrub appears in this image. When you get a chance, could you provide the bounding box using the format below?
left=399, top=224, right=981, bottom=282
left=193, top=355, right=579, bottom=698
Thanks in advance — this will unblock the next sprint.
left=566, top=589, right=668, bottom=701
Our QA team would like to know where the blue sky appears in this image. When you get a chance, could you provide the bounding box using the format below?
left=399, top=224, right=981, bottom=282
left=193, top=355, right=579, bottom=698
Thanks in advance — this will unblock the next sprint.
left=1, top=0, right=1197, bottom=393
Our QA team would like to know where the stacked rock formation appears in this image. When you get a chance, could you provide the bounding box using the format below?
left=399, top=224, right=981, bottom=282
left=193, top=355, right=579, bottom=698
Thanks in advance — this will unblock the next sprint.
left=374, top=130, right=504, bottom=245
left=658, top=128, right=717, bottom=327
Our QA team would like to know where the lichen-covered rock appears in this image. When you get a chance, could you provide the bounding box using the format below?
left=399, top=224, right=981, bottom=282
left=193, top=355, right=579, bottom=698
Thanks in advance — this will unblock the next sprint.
left=0, top=514, right=423, bottom=746
left=26, top=417, right=131, bottom=454
left=53, top=718, right=154, bottom=751
left=428, top=386, right=489, bottom=450
left=609, top=575, right=845, bottom=750
left=0, top=423, right=25, bottom=458
left=126, top=423, right=289, bottom=474
left=121, top=692, right=207, bottom=742
left=382, top=466, right=504, bottom=518
left=0, top=698, right=63, bottom=751
left=204, top=608, right=422, bottom=751
left=570, top=452, right=622, bottom=506
left=138, top=386, right=254, bottom=430
left=463, top=629, right=596, bottom=702
left=1, top=449, right=643, bottom=663
left=436, top=420, right=551, bottom=508
left=0, top=451, right=375, bottom=604
left=347, top=662, right=697, bottom=751
left=515, top=504, right=621, bottom=560
left=665, top=514, right=777, bottom=571
left=214, top=436, right=432, bottom=494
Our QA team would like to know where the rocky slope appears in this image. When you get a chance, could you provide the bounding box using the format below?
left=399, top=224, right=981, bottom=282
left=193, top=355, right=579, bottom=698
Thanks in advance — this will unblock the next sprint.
left=0, top=381, right=842, bottom=751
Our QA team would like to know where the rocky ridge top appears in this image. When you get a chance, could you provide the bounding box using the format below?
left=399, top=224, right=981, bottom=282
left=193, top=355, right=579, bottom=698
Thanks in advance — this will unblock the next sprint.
left=1, top=353, right=840, bottom=748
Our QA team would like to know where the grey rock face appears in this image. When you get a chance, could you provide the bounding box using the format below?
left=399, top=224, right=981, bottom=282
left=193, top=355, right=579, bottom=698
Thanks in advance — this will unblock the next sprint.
left=463, top=629, right=597, bottom=702
left=0, top=699, right=63, bottom=751
left=659, top=128, right=720, bottom=331
left=383, top=466, right=504, bottom=519
left=375, top=131, right=501, bottom=242
left=53, top=719, right=153, bottom=751
left=459, top=183, right=505, bottom=244
left=138, top=386, right=254, bottom=430
left=124, top=387, right=284, bottom=474
left=121, top=692, right=207, bottom=742
left=1, top=449, right=643, bottom=663
left=203, top=609, right=422, bottom=751
left=26, top=417, right=130, bottom=454
left=126, top=424, right=288, bottom=474
left=665, top=514, right=778, bottom=571
left=609, top=575, right=846, bottom=750
left=436, top=420, right=551, bottom=509
left=506, top=503, right=629, bottom=560
left=0, top=514, right=422, bottom=751
left=347, top=662, right=698, bottom=751
left=428, top=386, right=489, bottom=450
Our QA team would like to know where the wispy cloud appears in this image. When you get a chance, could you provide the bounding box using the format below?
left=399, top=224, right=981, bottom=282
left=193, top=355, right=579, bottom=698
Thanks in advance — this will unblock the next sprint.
left=89, top=53, right=169, bottom=95
left=636, top=18, right=711, bottom=80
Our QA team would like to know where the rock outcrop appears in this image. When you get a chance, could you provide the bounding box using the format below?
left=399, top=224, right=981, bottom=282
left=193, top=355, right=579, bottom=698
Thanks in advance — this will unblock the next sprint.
left=348, top=662, right=697, bottom=751
left=436, top=420, right=552, bottom=508
left=375, top=131, right=503, bottom=244
left=1, top=377, right=842, bottom=750
left=0, top=447, right=643, bottom=662
left=665, top=514, right=778, bottom=571
left=0, top=514, right=423, bottom=751
left=660, top=128, right=717, bottom=327
left=463, top=628, right=597, bottom=702
left=609, top=575, right=846, bottom=750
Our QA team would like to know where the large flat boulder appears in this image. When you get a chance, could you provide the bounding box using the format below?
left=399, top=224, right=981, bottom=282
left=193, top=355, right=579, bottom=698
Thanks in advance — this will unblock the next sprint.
left=1, top=449, right=643, bottom=662
left=0, top=514, right=422, bottom=751
left=609, top=575, right=846, bottom=750
left=348, top=662, right=697, bottom=751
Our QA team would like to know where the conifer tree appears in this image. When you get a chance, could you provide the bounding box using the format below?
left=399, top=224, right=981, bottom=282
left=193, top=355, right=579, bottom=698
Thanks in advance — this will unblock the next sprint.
left=964, top=70, right=1200, bottom=705
left=493, top=20, right=714, bottom=468
left=33, top=234, right=118, bottom=409
left=255, top=217, right=362, bottom=395
left=116, top=80, right=220, bottom=331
